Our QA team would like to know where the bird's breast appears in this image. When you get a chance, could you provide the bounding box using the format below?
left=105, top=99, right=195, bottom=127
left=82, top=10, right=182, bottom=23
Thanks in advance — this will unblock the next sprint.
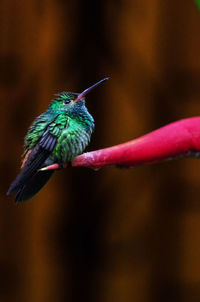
left=52, top=122, right=94, bottom=163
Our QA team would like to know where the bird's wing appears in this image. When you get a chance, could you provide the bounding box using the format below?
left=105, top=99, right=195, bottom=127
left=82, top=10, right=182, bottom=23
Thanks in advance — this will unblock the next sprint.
left=24, top=112, right=55, bottom=156
left=7, top=114, right=69, bottom=195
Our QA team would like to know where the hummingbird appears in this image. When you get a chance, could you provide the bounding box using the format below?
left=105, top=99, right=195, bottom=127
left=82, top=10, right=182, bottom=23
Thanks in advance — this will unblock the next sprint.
left=7, top=78, right=109, bottom=202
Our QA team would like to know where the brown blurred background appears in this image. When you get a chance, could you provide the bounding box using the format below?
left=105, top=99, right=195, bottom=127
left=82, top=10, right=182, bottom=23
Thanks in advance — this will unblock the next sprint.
left=1, top=0, right=200, bottom=301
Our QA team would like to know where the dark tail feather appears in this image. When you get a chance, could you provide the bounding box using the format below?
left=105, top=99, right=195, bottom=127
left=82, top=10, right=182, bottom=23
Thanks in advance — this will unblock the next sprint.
left=7, top=129, right=57, bottom=202
left=15, top=170, right=54, bottom=202
left=7, top=148, right=50, bottom=195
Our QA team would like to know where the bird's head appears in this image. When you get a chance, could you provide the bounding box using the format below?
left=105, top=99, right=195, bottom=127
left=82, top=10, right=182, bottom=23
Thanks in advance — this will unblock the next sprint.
left=49, top=78, right=109, bottom=116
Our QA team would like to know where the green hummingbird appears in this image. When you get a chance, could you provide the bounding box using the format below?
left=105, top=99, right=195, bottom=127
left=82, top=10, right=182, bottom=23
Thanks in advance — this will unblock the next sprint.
left=7, top=78, right=109, bottom=202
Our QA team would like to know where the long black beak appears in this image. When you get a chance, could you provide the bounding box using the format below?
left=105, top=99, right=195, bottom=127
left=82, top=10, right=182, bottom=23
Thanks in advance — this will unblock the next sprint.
left=74, top=77, right=109, bottom=102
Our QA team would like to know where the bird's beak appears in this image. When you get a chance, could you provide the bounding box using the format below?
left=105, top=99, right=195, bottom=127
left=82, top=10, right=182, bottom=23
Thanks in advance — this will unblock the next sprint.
left=74, top=77, right=109, bottom=102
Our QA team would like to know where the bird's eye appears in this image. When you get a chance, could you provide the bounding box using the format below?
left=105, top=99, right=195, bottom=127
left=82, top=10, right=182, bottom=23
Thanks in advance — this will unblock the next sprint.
left=64, top=99, right=71, bottom=105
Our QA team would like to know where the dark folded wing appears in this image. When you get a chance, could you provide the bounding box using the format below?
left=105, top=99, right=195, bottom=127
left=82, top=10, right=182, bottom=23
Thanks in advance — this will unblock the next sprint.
left=7, top=131, right=57, bottom=195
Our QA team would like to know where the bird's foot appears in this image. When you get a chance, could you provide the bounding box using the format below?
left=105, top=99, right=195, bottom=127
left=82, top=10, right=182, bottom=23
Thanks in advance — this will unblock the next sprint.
left=39, top=163, right=68, bottom=171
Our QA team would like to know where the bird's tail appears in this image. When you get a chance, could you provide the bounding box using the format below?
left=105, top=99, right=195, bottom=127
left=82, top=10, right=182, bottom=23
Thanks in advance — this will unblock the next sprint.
left=7, top=170, right=54, bottom=202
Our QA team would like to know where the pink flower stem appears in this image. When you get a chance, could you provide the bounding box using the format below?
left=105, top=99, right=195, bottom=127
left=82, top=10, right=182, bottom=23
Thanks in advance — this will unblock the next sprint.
left=41, top=117, right=200, bottom=171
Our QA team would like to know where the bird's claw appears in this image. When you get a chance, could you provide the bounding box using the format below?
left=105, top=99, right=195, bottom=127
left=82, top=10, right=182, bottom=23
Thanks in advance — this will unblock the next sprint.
left=39, top=163, right=68, bottom=172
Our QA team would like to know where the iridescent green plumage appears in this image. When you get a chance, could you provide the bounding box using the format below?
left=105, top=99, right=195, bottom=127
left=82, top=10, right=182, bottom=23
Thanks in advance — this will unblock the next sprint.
left=7, top=78, right=108, bottom=202
left=25, top=92, right=94, bottom=163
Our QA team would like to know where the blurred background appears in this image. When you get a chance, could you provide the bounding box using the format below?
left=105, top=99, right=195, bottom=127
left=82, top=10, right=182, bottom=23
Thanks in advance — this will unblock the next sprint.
left=1, top=0, right=200, bottom=301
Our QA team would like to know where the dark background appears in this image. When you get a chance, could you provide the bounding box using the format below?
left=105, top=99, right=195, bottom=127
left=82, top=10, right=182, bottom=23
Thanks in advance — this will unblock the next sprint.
left=1, top=0, right=200, bottom=301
